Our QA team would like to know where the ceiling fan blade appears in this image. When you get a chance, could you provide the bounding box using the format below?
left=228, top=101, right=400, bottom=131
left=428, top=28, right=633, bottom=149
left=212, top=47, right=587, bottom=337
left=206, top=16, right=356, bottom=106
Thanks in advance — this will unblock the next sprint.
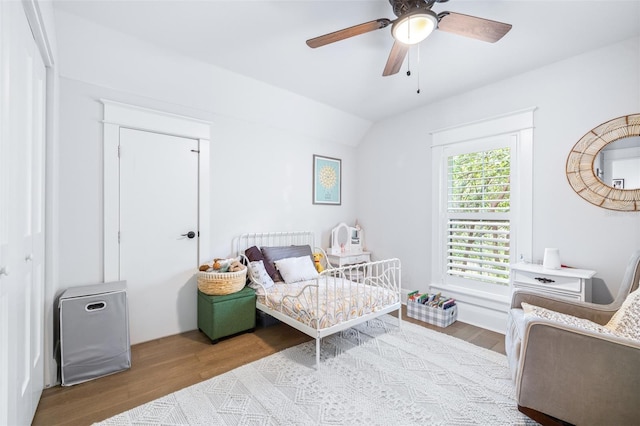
left=382, top=41, right=409, bottom=76
left=437, top=12, right=512, bottom=43
left=306, top=18, right=392, bottom=48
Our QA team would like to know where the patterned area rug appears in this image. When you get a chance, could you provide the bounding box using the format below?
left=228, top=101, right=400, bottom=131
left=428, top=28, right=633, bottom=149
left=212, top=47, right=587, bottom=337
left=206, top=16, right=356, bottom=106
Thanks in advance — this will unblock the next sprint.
left=96, top=315, right=536, bottom=425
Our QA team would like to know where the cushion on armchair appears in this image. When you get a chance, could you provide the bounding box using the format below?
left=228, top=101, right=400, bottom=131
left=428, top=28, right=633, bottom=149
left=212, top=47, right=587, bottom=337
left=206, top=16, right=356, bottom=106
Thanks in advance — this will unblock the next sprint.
left=605, top=288, right=640, bottom=341
left=521, top=302, right=615, bottom=336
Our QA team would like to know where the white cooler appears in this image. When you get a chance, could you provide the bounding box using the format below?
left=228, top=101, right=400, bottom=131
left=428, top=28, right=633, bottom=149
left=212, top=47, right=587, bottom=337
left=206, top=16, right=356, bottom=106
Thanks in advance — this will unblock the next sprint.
left=59, top=281, right=131, bottom=386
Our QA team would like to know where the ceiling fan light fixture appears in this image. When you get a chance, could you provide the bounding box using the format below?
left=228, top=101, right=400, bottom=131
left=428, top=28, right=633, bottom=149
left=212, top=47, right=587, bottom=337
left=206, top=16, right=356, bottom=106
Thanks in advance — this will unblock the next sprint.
left=392, top=9, right=438, bottom=45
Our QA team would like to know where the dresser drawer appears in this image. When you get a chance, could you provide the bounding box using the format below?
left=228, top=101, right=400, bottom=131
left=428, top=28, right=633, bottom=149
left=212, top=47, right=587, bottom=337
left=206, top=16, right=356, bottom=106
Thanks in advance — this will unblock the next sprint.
left=349, top=254, right=370, bottom=264
left=513, top=282, right=583, bottom=300
left=327, top=252, right=371, bottom=267
left=510, top=263, right=595, bottom=302
left=513, top=270, right=582, bottom=293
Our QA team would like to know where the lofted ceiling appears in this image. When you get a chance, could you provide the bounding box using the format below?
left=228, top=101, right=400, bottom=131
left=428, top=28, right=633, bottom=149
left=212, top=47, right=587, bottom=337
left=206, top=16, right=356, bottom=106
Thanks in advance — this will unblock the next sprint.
left=52, top=0, right=640, bottom=122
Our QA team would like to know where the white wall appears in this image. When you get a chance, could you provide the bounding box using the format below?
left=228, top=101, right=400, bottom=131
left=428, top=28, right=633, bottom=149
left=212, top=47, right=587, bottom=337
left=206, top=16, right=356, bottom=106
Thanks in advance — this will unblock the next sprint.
left=52, top=9, right=365, bottom=378
left=358, top=36, right=640, bottom=307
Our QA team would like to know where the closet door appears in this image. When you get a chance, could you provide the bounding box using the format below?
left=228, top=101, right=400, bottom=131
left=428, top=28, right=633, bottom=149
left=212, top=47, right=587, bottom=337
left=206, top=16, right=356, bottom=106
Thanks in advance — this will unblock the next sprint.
left=0, top=2, right=46, bottom=424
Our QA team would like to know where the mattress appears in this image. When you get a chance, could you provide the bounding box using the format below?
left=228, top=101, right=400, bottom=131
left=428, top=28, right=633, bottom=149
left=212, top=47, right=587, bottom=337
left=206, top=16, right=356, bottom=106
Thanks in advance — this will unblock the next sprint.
left=257, top=278, right=397, bottom=329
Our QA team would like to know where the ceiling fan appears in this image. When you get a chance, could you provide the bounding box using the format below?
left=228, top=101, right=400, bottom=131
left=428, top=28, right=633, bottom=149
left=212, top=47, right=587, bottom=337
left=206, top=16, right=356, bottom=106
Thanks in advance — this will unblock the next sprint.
left=306, top=0, right=512, bottom=77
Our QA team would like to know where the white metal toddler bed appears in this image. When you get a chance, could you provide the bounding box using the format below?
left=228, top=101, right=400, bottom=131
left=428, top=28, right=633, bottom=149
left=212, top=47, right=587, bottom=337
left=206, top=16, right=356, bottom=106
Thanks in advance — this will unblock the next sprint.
left=234, top=231, right=402, bottom=367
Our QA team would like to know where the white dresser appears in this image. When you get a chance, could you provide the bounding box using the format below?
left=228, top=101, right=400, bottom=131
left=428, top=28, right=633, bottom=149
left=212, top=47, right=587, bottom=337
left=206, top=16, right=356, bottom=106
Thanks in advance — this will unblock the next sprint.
left=326, top=251, right=371, bottom=267
left=510, top=263, right=596, bottom=302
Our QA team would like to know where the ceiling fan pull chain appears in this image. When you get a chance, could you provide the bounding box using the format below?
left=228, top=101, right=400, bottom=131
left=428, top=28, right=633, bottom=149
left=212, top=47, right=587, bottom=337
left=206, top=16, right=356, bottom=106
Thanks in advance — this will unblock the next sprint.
left=416, top=46, right=421, bottom=94
left=406, top=15, right=412, bottom=76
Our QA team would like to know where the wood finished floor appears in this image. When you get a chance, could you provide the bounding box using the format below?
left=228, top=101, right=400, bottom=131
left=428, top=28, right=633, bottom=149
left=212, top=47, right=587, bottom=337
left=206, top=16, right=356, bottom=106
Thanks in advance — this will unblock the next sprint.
left=33, top=306, right=506, bottom=425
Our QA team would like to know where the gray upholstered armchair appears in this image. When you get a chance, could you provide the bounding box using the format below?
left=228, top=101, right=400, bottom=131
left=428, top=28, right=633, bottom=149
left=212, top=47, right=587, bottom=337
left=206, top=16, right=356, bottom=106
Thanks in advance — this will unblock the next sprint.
left=506, top=250, right=640, bottom=426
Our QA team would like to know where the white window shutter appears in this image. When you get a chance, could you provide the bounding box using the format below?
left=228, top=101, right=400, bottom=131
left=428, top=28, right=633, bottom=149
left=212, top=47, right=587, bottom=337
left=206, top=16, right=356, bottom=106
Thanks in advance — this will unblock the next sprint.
left=446, top=147, right=511, bottom=286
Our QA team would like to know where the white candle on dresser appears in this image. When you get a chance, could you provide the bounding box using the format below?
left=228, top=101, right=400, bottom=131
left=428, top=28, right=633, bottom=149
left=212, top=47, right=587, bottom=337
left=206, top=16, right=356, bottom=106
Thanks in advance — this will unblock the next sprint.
left=543, top=248, right=561, bottom=270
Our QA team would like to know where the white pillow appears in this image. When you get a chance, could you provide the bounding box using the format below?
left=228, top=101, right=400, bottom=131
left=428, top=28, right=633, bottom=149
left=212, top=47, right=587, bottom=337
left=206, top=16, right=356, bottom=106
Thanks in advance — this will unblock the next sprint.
left=521, top=302, right=614, bottom=336
left=274, top=256, right=319, bottom=284
left=248, top=260, right=275, bottom=292
left=606, top=289, right=640, bottom=341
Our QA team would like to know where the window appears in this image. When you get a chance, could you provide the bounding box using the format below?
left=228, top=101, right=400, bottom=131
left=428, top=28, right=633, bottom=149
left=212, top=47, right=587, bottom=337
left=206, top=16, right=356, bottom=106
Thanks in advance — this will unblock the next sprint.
left=446, top=145, right=511, bottom=287
left=431, top=109, right=534, bottom=301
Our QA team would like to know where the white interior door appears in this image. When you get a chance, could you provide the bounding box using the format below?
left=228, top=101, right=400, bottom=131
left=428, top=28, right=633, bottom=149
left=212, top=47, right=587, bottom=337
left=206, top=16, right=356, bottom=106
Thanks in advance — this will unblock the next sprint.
left=119, top=128, right=199, bottom=344
left=0, top=2, right=46, bottom=424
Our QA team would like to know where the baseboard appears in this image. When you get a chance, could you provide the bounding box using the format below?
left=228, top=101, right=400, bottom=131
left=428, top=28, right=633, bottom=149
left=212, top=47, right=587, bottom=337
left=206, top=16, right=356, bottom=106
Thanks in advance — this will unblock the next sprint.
left=428, top=284, right=510, bottom=335
left=453, top=301, right=507, bottom=335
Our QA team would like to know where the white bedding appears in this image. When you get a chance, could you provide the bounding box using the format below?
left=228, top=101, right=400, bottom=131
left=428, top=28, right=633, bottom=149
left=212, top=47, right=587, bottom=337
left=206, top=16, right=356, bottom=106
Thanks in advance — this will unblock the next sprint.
left=257, top=277, right=398, bottom=329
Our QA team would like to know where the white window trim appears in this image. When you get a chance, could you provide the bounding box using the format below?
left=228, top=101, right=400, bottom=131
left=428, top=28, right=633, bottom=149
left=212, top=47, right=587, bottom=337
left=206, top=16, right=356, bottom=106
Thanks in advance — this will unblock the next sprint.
left=430, top=108, right=535, bottom=315
left=101, top=100, right=211, bottom=282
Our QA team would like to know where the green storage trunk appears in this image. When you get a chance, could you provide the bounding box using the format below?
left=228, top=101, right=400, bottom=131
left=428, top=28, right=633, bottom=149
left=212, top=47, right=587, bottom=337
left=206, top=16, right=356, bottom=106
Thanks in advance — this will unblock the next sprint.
left=197, top=286, right=256, bottom=343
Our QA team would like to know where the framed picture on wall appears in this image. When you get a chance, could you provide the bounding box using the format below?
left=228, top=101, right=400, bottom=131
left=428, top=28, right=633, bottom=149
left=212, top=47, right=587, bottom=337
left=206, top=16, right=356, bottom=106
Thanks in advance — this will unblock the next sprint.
left=313, top=154, right=341, bottom=205
left=612, top=178, right=625, bottom=189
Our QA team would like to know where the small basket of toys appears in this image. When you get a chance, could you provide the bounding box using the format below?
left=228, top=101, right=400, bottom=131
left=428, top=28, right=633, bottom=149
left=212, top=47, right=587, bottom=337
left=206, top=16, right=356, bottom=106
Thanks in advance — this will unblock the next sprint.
left=406, top=291, right=457, bottom=328
left=197, top=258, right=247, bottom=296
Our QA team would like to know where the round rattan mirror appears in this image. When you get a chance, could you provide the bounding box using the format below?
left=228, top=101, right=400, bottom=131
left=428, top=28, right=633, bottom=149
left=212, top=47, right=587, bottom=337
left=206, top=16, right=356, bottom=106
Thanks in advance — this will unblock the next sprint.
left=566, top=114, right=640, bottom=211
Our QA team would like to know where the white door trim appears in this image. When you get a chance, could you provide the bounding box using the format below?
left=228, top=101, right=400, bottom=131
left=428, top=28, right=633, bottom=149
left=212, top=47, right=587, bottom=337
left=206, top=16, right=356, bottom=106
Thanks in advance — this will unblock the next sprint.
left=101, top=100, right=211, bottom=282
left=22, top=0, right=55, bottom=68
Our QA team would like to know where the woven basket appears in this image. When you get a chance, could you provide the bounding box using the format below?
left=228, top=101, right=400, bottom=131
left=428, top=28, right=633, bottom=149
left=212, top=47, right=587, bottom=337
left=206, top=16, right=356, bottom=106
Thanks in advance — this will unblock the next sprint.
left=197, top=265, right=247, bottom=296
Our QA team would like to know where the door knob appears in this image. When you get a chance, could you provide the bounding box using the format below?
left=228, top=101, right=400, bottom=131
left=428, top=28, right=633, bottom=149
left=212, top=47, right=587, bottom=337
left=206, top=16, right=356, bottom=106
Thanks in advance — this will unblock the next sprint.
left=181, top=231, right=196, bottom=239
left=0, top=266, right=8, bottom=277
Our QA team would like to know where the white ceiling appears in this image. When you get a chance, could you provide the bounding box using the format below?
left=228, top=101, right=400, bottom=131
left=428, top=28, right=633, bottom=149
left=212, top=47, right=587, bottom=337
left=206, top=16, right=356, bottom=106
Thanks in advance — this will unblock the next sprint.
left=52, top=0, right=640, bottom=122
